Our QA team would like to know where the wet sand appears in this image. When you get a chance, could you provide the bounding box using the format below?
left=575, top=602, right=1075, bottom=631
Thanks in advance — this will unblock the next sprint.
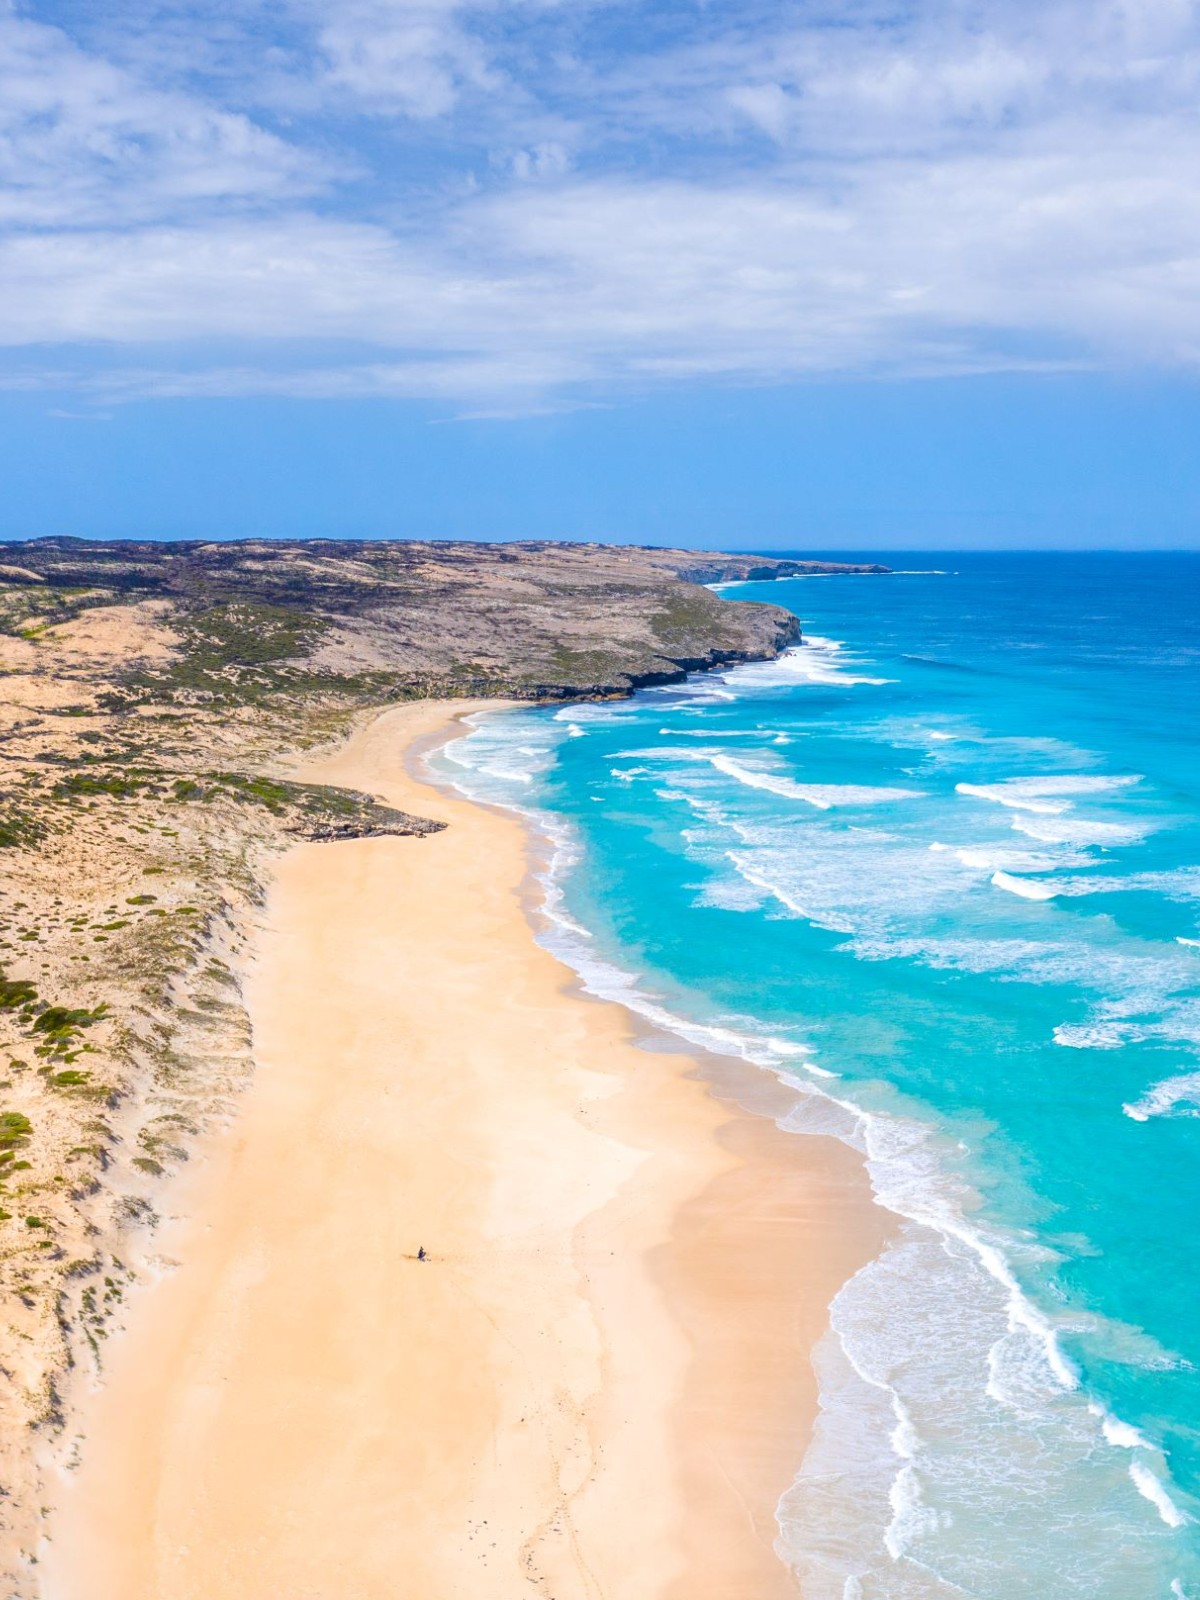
left=42, top=699, right=889, bottom=1599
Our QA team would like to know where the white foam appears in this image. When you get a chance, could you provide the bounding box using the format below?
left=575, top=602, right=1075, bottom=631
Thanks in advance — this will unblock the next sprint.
left=437, top=765, right=835, bottom=1086
left=711, top=755, right=838, bottom=807
left=990, top=870, right=1059, bottom=901
left=957, top=781, right=1069, bottom=814
left=879, top=722, right=1096, bottom=767
left=930, top=841, right=1075, bottom=874
left=884, top=1462, right=940, bottom=1560
left=551, top=928, right=837, bottom=1079
left=727, top=638, right=894, bottom=689
left=728, top=852, right=856, bottom=934
left=870, top=1129, right=1078, bottom=1403
left=656, top=726, right=766, bottom=738
left=709, top=754, right=921, bottom=810
left=686, top=818, right=991, bottom=945
left=619, top=745, right=921, bottom=809
left=957, top=773, right=1142, bottom=817
left=1123, top=1070, right=1200, bottom=1121
left=1054, top=1022, right=1129, bottom=1050
left=787, top=1216, right=1191, bottom=1595
left=1098, top=1411, right=1150, bottom=1451
left=1130, top=1462, right=1188, bottom=1528
left=1034, top=869, right=1200, bottom=903
left=551, top=703, right=631, bottom=726
left=1010, top=812, right=1150, bottom=848
left=952, top=847, right=995, bottom=870
left=439, top=709, right=561, bottom=789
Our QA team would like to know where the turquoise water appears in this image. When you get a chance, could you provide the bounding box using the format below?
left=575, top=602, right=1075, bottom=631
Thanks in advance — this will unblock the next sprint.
left=435, top=553, right=1200, bottom=1597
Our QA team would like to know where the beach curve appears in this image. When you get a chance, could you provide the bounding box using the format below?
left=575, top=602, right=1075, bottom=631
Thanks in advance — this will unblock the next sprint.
left=39, top=698, right=888, bottom=1600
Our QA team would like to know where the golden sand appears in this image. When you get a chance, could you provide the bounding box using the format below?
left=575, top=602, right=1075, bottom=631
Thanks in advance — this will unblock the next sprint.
left=42, top=700, right=889, bottom=1599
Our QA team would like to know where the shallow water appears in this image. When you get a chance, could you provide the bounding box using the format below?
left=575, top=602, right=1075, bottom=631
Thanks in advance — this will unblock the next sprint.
left=435, top=552, right=1200, bottom=1597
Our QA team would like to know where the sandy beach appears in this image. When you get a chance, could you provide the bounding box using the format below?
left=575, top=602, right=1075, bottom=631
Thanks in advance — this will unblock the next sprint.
left=41, top=699, right=889, bottom=1600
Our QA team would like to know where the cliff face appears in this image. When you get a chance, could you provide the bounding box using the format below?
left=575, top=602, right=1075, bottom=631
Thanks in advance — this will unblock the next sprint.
left=0, top=537, right=885, bottom=1588
left=0, top=537, right=881, bottom=702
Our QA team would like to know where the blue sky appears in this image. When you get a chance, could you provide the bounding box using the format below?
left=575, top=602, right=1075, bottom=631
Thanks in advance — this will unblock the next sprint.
left=2, top=0, right=1200, bottom=546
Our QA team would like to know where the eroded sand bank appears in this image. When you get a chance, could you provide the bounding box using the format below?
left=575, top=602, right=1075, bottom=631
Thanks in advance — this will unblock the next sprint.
left=42, top=700, right=889, bottom=1599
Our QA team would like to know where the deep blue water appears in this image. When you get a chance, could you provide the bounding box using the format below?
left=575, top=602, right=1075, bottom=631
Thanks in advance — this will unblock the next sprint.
left=437, top=552, right=1200, bottom=1598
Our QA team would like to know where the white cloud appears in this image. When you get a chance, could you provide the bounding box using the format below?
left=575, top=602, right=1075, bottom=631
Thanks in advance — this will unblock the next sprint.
left=510, top=141, right=571, bottom=181
left=2, top=0, right=1200, bottom=403
left=0, top=10, right=322, bottom=226
left=310, top=0, right=502, bottom=118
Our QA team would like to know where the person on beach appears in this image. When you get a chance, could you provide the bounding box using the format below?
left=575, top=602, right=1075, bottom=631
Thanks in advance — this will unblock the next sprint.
left=417, top=1246, right=427, bottom=1262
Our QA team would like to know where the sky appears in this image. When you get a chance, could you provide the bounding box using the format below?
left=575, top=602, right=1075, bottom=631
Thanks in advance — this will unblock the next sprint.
left=2, top=0, right=1200, bottom=547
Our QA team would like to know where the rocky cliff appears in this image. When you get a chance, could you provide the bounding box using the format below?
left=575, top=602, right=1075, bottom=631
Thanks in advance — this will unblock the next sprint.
left=0, top=537, right=886, bottom=702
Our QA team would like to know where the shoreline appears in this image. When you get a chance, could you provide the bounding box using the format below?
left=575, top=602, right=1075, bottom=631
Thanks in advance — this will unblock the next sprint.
left=40, top=698, right=890, bottom=1599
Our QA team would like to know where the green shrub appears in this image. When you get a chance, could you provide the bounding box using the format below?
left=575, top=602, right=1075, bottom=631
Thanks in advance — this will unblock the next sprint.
left=0, top=975, right=36, bottom=1010
left=0, top=808, right=46, bottom=849
left=51, top=772, right=149, bottom=800
left=0, top=1112, right=32, bottom=1152
left=31, top=1004, right=108, bottom=1039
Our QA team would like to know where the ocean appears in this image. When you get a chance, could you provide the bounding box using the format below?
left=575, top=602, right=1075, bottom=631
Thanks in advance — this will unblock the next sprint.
left=432, top=552, right=1200, bottom=1598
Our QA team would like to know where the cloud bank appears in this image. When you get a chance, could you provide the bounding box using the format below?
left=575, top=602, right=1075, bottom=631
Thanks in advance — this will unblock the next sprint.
left=4, top=0, right=1200, bottom=404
